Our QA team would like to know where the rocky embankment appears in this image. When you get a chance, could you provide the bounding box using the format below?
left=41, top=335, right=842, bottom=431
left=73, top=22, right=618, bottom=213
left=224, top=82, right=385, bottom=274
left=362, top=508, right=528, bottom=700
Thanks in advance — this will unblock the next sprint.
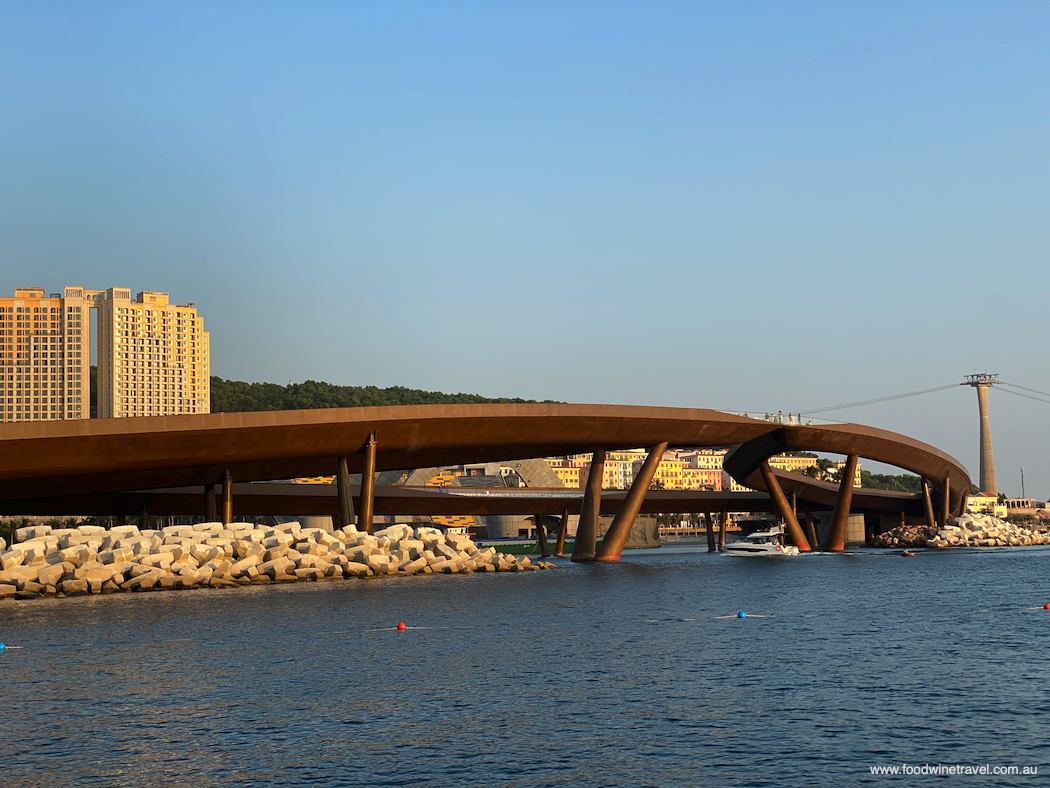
left=870, top=514, right=1050, bottom=549
left=0, top=522, right=554, bottom=601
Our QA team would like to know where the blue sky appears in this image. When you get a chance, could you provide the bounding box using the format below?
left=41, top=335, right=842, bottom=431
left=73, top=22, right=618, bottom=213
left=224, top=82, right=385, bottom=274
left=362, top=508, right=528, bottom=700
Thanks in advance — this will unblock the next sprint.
left=1, top=2, right=1048, bottom=493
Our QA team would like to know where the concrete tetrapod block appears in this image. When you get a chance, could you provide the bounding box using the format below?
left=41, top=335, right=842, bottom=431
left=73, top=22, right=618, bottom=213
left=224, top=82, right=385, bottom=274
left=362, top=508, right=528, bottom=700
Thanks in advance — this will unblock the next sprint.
left=59, top=579, right=90, bottom=595
left=0, top=583, right=16, bottom=598
left=401, top=557, right=428, bottom=575
left=0, top=552, right=25, bottom=571
left=36, top=564, right=66, bottom=587
left=344, top=561, right=372, bottom=578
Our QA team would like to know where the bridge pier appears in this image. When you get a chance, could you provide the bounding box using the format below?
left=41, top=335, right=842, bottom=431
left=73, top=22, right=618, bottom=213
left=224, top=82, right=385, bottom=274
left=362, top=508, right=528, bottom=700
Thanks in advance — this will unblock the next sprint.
left=941, top=474, right=951, bottom=527
left=359, top=432, right=377, bottom=535
left=719, top=505, right=727, bottom=550
left=595, top=442, right=668, bottom=562
left=554, top=508, right=569, bottom=557
left=221, top=469, right=233, bottom=525
left=572, top=449, right=605, bottom=562
left=823, top=454, right=858, bottom=552
left=758, top=461, right=811, bottom=552
left=805, top=511, right=819, bottom=550
left=204, top=483, right=217, bottom=522
left=535, top=515, right=550, bottom=557
left=705, top=512, right=716, bottom=552
left=336, top=455, right=355, bottom=530
left=921, top=478, right=936, bottom=529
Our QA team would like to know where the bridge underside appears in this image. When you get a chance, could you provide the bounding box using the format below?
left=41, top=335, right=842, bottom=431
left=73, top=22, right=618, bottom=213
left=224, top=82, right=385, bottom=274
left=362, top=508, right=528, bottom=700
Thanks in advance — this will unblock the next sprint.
left=0, top=483, right=925, bottom=519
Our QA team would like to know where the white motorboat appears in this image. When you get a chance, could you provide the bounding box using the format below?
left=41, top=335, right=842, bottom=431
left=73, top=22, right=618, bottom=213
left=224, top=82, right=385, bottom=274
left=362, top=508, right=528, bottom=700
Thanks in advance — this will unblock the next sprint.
left=723, top=524, right=799, bottom=556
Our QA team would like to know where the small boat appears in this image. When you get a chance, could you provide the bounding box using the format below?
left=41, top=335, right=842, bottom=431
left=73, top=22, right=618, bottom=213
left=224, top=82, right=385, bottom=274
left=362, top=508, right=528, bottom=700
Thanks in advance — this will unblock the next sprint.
left=900, top=549, right=915, bottom=557
left=723, top=524, right=799, bottom=557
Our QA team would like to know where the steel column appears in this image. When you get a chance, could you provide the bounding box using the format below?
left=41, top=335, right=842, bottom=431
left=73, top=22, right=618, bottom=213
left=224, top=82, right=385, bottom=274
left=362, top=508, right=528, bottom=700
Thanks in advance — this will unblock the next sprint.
left=595, top=442, right=668, bottom=562
left=571, top=449, right=605, bottom=562
left=805, top=511, right=819, bottom=550
left=921, top=478, right=936, bottom=529
left=336, top=455, right=355, bottom=530
left=359, top=431, right=376, bottom=535
left=823, top=454, right=858, bottom=552
left=204, top=483, right=217, bottom=522
left=705, top=511, right=716, bottom=552
left=554, top=508, right=570, bottom=557
left=535, top=515, right=550, bottom=557
left=758, top=461, right=811, bottom=552
left=221, top=468, right=233, bottom=526
left=941, top=474, right=951, bottom=526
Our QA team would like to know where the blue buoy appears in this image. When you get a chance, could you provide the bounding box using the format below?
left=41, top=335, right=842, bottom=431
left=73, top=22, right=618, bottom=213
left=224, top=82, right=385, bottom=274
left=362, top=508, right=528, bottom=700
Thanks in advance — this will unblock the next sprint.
left=0, top=643, right=6, bottom=651
left=737, top=611, right=746, bottom=619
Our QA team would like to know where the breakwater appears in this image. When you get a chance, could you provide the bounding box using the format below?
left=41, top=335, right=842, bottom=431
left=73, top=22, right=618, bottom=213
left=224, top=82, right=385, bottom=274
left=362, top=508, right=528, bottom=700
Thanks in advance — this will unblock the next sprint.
left=870, top=513, right=1050, bottom=549
left=0, top=522, right=553, bottom=600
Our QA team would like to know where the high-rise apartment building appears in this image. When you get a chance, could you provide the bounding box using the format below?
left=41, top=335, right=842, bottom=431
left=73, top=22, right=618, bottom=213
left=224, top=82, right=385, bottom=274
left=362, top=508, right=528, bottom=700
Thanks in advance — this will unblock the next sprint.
left=0, top=285, right=209, bottom=422
left=0, top=287, right=90, bottom=422
left=95, top=288, right=209, bottom=418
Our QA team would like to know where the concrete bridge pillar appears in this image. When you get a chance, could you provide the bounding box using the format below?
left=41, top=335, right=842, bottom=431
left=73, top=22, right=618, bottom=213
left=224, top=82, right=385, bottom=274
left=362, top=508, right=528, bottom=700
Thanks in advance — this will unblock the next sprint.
left=572, top=449, right=605, bottom=562
left=595, top=442, right=668, bottom=562
left=705, top=511, right=716, bottom=552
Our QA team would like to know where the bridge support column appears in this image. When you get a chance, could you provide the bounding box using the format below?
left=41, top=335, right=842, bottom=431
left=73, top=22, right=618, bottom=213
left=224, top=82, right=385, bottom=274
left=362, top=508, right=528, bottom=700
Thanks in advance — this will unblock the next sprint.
left=705, top=512, right=716, bottom=552
left=359, top=432, right=376, bottom=535
left=221, top=469, right=233, bottom=526
left=719, top=505, right=727, bottom=550
left=336, top=455, right=355, bottom=530
left=204, top=483, right=217, bottom=522
left=823, top=454, right=858, bottom=552
left=941, top=474, right=951, bottom=526
left=805, top=511, right=819, bottom=549
left=758, top=461, right=811, bottom=552
left=554, top=508, right=569, bottom=557
left=921, top=478, right=936, bottom=529
left=595, top=442, right=668, bottom=562
left=572, top=449, right=605, bottom=562
left=535, top=515, right=550, bottom=557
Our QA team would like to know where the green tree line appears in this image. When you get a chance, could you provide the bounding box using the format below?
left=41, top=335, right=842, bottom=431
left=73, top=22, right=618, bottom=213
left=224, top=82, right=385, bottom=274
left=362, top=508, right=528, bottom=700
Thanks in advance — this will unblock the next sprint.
left=210, top=376, right=553, bottom=412
left=88, top=367, right=553, bottom=413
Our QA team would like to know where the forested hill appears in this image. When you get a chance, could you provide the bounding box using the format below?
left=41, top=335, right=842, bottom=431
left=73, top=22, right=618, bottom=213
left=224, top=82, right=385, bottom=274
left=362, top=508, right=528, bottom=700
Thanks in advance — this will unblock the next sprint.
left=210, top=377, right=551, bottom=413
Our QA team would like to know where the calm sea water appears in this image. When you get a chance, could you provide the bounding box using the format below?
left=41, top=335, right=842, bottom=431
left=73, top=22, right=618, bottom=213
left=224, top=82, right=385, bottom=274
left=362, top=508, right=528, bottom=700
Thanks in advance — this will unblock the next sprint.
left=2, top=545, right=1049, bottom=787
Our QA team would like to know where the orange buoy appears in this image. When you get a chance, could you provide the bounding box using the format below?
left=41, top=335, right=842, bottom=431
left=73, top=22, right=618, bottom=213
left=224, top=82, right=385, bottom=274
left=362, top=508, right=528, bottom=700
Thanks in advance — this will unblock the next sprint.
left=1044, top=603, right=1050, bottom=610
left=397, top=622, right=406, bottom=631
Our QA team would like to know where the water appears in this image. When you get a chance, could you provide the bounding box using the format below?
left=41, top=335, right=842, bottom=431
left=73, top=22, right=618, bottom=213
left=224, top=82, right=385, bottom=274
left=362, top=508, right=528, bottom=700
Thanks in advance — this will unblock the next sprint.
left=2, top=546, right=1049, bottom=787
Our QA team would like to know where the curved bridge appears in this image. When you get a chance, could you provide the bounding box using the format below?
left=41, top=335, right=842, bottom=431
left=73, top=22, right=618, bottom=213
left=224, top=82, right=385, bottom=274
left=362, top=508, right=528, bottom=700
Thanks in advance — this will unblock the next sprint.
left=0, top=403, right=970, bottom=559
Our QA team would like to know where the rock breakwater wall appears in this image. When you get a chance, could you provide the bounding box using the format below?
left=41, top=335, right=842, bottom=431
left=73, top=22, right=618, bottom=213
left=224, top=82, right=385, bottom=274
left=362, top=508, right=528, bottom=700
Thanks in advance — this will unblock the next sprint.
left=870, top=514, right=1050, bottom=549
left=0, top=522, right=555, bottom=601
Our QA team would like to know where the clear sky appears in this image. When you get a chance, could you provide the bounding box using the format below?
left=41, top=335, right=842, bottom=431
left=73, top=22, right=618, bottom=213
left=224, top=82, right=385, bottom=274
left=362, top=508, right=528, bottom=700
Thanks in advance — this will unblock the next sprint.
left=2, top=2, right=1048, bottom=494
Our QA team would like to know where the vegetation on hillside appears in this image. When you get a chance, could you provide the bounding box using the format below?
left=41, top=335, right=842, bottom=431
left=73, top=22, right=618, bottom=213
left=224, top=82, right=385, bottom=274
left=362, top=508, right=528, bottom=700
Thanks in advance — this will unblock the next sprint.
left=859, top=470, right=922, bottom=493
left=210, top=376, right=553, bottom=412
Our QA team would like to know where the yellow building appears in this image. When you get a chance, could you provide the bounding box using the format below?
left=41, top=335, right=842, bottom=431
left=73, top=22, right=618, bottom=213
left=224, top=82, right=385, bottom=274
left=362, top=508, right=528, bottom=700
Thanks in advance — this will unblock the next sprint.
left=0, top=287, right=90, bottom=422
left=967, top=493, right=1007, bottom=518
left=544, top=460, right=582, bottom=489
left=95, top=288, right=210, bottom=418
